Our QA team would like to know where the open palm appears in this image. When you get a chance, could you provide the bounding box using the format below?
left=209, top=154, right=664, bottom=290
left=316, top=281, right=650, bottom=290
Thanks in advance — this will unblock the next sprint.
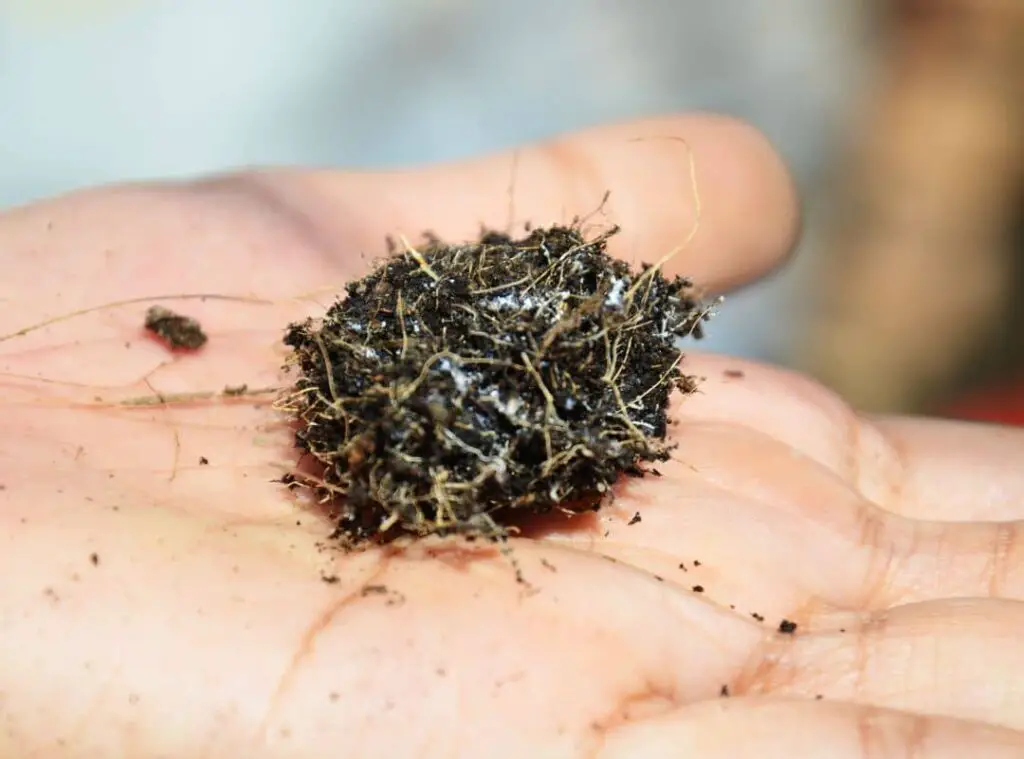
left=3, top=115, right=1023, bottom=758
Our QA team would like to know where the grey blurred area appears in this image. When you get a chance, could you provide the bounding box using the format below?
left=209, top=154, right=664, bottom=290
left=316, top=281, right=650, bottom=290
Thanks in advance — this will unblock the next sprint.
left=0, top=0, right=867, bottom=362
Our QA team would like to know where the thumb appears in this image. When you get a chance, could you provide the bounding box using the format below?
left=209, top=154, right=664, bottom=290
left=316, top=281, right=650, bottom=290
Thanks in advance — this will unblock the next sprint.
left=245, top=113, right=800, bottom=294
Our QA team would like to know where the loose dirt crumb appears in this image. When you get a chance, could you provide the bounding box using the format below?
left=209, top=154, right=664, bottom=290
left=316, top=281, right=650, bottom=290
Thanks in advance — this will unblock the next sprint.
left=144, top=305, right=208, bottom=350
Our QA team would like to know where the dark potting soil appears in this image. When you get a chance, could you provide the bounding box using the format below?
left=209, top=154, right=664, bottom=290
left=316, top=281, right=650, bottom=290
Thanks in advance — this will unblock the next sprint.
left=279, top=224, right=714, bottom=545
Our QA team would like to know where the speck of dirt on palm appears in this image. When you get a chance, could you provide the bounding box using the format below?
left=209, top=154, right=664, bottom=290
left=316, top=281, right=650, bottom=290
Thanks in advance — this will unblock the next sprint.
left=89, top=552, right=100, bottom=566
left=144, top=305, right=208, bottom=351
left=751, top=612, right=765, bottom=622
left=719, top=684, right=730, bottom=697
left=199, top=456, right=209, bottom=466
left=692, top=585, right=704, bottom=593
left=628, top=512, right=642, bottom=526
left=779, top=619, right=798, bottom=634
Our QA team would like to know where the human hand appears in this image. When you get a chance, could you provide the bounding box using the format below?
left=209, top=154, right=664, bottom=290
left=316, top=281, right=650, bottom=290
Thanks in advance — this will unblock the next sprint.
left=2, top=115, right=1023, bottom=758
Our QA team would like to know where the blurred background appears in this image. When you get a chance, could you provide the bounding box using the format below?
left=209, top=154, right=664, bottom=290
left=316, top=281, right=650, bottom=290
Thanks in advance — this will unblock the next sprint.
left=1, top=0, right=1021, bottom=421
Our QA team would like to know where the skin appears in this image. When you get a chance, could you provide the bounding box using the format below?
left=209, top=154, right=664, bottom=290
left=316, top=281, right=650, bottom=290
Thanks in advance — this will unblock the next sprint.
left=1, top=114, right=1023, bottom=758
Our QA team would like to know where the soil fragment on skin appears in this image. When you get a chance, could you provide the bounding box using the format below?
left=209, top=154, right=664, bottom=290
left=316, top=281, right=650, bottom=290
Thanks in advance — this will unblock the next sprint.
left=144, top=305, right=208, bottom=350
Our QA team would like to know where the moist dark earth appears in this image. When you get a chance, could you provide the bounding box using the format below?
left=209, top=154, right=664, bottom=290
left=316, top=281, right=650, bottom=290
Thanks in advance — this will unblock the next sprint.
left=278, top=224, right=715, bottom=546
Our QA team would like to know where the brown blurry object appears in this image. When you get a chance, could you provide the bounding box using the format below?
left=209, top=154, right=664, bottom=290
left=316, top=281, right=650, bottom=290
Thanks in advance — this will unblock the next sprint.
left=801, top=0, right=1024, bottom=413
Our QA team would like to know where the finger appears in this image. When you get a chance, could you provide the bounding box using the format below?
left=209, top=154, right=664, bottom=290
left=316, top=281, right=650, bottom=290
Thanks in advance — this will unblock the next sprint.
left=675, top=353, right=1024, bottom=522
left=567, top=395, right=1023, bottom=613
left=673, top=352, right=886, bottom=494
left=675, top=360, right=1024, bottom=603
left=534, top=428, right=882, bottom=621
left=756, top=598, right=1024, bottom=731
left=870, top=417, right=1024, bottom=521
left=596, top=697, right=1024, bottom=758
left=664, top=417, right=1024, bottom=606
left=255, top=113, right=800, bottom=293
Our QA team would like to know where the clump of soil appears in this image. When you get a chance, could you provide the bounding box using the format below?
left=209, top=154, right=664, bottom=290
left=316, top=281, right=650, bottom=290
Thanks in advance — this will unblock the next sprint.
left=278, top=224, right=715, bottom=545
left=144, top=306, right=207, bottom=350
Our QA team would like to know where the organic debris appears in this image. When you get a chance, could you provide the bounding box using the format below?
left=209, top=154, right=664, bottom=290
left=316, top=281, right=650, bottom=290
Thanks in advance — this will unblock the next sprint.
left=278, top=224, right=716, bottom=546
left=144, top=305, right=207, bottom=350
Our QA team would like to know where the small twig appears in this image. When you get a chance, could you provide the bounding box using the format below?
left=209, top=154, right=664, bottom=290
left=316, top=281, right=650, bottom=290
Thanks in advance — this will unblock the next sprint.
left=623, top=135, right=702, bottom=302
left=93, top=385, right=282, bottom=408
left=398, top=234, right=441, bottom=282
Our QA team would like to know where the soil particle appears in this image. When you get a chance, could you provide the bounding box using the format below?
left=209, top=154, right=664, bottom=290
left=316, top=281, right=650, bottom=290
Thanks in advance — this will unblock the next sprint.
left=144, top=305, right=208, bottom=350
